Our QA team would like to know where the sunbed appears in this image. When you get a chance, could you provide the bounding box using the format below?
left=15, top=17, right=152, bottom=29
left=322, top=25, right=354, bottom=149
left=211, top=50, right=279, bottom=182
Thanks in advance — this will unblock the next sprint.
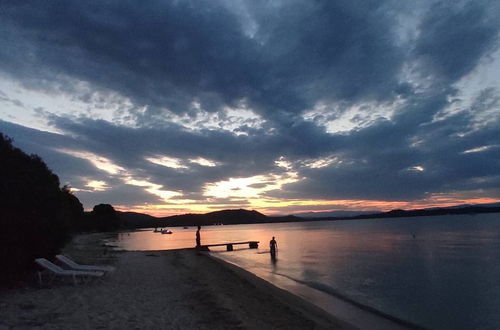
left=56, top=254, right=115, bottom=272
left=35, top=258, right=104, bottom=285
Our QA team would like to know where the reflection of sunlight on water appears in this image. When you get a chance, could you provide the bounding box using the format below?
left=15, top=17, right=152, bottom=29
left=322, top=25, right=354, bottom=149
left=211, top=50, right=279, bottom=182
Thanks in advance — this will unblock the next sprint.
left=111, top=214, right=500, bottom=330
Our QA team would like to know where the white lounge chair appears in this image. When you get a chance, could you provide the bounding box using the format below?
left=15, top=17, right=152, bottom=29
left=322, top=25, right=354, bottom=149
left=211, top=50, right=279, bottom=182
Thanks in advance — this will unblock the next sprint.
left=35, top=258, right=104, bottom=285
left=56, top=254, right=115, bottom=272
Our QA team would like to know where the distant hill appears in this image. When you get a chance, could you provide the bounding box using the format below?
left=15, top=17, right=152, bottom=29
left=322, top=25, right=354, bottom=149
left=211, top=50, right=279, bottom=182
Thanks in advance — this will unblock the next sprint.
left=166, top=209, right=268, bottom=227
left=118, top=203, right=500, bottom=229
left=295, top=203, right=500, bottom=220
left=315, top=204, right=500, bottom=221
left=118, top=209, right=303, bottom=228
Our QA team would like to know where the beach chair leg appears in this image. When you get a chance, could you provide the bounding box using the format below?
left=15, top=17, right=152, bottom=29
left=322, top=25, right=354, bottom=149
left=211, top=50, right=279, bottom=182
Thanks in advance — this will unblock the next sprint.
left=37, top=271, right=43, bottom=285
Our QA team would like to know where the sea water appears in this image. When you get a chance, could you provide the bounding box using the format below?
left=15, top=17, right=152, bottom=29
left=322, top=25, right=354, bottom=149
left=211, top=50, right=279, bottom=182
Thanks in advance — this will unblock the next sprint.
left=112, top=213, right=500, bottom=329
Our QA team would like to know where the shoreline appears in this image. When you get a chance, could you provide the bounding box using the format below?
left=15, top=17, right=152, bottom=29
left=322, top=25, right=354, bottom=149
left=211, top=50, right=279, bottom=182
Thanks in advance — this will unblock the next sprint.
left=201, top=251, right=354, bottom=329
left=209, top=253, right=419, bottom=330
left=0, top=233, right=352, bottom=329
left=1, top=232, right=423, bottom=329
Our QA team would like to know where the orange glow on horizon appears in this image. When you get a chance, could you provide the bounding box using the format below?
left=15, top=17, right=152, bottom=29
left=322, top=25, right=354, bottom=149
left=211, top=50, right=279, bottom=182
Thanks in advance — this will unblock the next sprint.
left=110, top=196, right=500, bottom=218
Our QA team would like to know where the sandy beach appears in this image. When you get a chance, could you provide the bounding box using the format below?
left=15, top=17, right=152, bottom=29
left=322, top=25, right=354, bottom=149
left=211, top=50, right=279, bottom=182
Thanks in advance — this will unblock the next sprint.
left=0, top=234, right=353, bottom=329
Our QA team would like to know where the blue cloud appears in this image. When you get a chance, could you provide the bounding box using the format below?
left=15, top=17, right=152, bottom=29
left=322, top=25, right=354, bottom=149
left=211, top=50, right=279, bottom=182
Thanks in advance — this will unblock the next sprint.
left=1, top=0, right=499, bottom=210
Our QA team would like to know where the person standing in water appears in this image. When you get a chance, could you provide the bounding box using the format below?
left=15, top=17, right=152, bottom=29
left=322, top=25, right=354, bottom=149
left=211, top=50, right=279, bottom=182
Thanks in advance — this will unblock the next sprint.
left=270, top=236, right=277, bottom=259
left=196, top=226, right=201, bottom=248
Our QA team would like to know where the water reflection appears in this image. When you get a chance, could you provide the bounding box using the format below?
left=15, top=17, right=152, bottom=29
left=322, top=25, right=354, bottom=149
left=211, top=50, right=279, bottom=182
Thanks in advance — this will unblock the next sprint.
left=111, top=214, right=500, bottom=329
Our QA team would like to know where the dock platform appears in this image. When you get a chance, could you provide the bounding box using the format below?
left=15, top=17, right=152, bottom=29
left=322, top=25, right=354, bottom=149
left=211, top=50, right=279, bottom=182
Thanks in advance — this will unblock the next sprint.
left=200, top=241, right=259, bottom=251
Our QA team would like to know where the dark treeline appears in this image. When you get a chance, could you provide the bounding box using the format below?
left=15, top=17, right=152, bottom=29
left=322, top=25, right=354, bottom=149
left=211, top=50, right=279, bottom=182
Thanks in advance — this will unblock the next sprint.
left=0, top=133, right=121, bottom=284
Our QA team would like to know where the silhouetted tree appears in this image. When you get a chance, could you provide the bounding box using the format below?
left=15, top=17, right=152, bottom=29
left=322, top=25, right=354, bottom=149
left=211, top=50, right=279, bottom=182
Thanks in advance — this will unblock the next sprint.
left=90, top=203, right=122, bottom=232
left=60, top=185, right=85, bottom=232
left=0, top=133, right=72, bottom=283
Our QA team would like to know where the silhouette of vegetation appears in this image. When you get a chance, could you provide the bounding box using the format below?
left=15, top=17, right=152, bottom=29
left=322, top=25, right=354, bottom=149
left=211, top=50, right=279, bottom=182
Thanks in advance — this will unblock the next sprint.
left=60, top=185, right=85, bottom=232
left=0, top=133, right=123, bottom=284
left=0, top=133, right=75, bottom=283
left=88, top=204, right=122, bottom=232
left=119, top=211, right=159, bottom=229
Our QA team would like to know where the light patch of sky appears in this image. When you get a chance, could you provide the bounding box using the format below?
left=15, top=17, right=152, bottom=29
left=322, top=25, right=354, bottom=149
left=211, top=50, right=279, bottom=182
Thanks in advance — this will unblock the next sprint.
left=434, top=47, right=500, bottom=126
left=55, top=149, right=125, bottom=175
left=146, top=155, right=219, bottom=168
left=123, top=178, right=204, bottom=205
left=304, top=155, right=342, bottom=169
left=125, top=178, right=182, bottom=201
left=146, top=155, right=188, bottom=169
left=0, top=76, right=64, bottom=133
left=166, top=105, right=265, bottom=135
left=189, top=157, right=218, bottom=167
left=275, top=156, right=293, bottom=170
left=303, top=100, right=399, bottom=134
left=70, top=179, right=109, bottom=193
left=463, top=145, right=499, bottom=154
left=204, top=172, right=299, bottom=199
left=275, top=155, right=348, bottom=171
left=54, top=148, right=192, bottom=204
left=0, top=75, right=139, bottom=132
left=462, top=47, right=500, bottom=92
left=54, top=149, right=178, bottom=201
left=85, top=180, right=108, bottom=192
left=408, top=165, right=425, bottom=172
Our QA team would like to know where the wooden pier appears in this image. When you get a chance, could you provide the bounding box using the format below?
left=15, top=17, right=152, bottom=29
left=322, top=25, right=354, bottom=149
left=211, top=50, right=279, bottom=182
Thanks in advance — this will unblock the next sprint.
left=199, top=241, right=259, bottom=251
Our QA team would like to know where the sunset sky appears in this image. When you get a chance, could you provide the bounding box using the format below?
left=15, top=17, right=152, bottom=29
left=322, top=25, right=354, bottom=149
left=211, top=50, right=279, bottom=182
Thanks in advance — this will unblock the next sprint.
left=1, top=1, right=500, bottom=216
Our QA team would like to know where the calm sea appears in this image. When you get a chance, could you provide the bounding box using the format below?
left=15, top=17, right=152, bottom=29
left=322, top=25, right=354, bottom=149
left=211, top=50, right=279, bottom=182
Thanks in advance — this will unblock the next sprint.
left=111, top=213, right=500, bottom=329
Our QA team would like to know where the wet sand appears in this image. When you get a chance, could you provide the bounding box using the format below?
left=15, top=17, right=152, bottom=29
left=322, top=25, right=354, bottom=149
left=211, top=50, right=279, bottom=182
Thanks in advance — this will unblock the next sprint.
left=0, top=234, right=353, bottom=329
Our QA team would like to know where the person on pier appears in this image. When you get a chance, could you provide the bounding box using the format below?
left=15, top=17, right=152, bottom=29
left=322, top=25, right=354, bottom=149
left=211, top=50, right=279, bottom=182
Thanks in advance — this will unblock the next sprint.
left=196, top=226, right=201, bottom=248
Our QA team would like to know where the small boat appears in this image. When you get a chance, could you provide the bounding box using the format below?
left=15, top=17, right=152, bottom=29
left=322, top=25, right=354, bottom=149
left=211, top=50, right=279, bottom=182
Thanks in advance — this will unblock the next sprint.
left=183, top=226, right=189, bottom=229
left=161, top=229, right=173, bottom=234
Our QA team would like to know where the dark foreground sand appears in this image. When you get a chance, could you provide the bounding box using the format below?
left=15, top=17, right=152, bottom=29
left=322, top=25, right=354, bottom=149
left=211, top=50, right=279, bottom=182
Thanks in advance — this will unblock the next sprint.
left=0, top=234, right=353, bottom=329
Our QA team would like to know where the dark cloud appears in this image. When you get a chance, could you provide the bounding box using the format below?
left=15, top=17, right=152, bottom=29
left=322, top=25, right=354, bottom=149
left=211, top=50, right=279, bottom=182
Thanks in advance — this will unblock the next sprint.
left=0, top=1, right=259, bottom=117
left=1, top=0, right=500, bottom=212
left=273, top=88, right=500, bottom=201
left=414, top=1, right=500, bottom=83
left=0, top=0, right=409, bottom=122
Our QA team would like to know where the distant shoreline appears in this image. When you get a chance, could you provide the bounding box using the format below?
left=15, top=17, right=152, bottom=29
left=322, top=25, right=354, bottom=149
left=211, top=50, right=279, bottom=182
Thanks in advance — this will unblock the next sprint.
left=118, top=204, right=500, bottom=229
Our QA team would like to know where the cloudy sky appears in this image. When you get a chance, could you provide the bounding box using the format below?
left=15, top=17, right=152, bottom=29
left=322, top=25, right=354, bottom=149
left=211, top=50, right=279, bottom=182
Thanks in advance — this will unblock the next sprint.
left=1, top=0, right=500, bottom=216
